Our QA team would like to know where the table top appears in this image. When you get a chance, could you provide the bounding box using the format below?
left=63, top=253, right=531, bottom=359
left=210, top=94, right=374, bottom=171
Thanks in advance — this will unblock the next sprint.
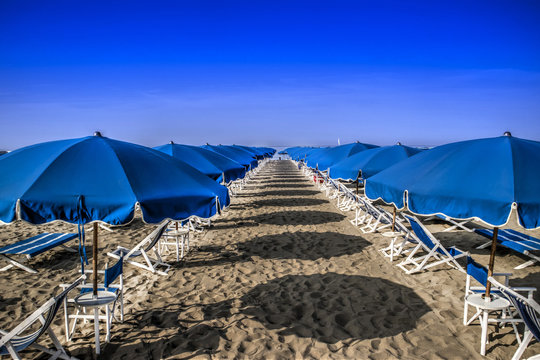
left=465, top=293, right=510, bottom=310
left=75, top=291, right=117, bottom=308
left=382, top=231, right=403, bottom=237
left=164, top=229, right=190, bottom=236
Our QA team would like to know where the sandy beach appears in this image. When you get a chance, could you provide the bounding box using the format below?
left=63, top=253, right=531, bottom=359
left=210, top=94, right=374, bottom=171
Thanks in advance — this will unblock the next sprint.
left=1, top=160, right=539, bottom=359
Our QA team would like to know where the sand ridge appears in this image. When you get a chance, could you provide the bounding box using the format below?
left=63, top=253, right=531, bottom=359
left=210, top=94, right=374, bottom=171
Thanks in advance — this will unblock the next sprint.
left=0, top=160, right=538, bottom=359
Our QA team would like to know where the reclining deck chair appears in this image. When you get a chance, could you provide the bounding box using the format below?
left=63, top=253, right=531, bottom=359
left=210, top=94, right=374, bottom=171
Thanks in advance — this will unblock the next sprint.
left=0, top=233, right=78, bottom=273
left=489, top=277, right=540, bottom=360
left=350, top=197, right=370, bottom=227
left=379, top=216, right=419, bottom=262
left=63, top=258, right=124, bottom=344
left=0, top=275, right=84, bottom=359
left=360, top=203, right=394, bottom=234
left=463, top=256, right=536, bottom=343
left=107, top=220, right=171, bottom=275
left=397, top=215, right=467, bottom=274
left=475, top=228, right=540, bottom=269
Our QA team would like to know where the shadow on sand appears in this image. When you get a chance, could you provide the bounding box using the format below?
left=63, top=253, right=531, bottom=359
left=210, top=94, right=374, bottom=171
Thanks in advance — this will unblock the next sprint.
left=92, top=273, right=430, bottom=358
left=213, top=210, right=346, bottom=229
left=247, top=197, right=328, bottom=208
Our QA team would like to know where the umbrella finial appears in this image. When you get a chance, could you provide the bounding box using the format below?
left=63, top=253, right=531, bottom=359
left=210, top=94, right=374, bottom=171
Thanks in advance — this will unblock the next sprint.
left=93, top=131, right=103, bottom=137
left=504, top=131, right=512, bottom=137
left=396, top=142, right=402, bottom=146
left=169, top=141, right=174, bottom=144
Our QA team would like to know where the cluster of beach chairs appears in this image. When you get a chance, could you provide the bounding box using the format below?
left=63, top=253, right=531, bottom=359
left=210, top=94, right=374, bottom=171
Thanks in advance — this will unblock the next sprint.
left=0, top=158, right=270, bottom=359
left=299, top=161, right=540, bottom=360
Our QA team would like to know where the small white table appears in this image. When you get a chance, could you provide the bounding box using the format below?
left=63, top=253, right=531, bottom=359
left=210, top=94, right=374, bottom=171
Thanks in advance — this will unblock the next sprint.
left=162, top=228, right=190, bottom=261
left=465, top=293, right=510, bottom=356
left=74, top=290, right=117, bottom=355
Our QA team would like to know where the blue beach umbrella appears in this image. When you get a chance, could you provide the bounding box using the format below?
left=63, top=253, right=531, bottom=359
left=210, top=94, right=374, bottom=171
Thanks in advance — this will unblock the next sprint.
left=306, top=142, right=378, bottom=170
left=329, top=143, right=423, bottom=181
left=291, top=147, right=324, bottom=162
left=202, top=144, right=258, bottom=169
left=0, top=133, right=230, bottom=293
left=154, top=142, right=246, bottom=183
left=257, top=147, right=276, bottom=158
left=365, top=133, right=540, bottom=296
left=232, top=145, right=264, bottom=160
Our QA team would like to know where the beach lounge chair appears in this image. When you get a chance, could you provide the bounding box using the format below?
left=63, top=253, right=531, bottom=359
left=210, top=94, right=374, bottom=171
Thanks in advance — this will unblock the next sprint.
left=463, top=256, right=535, bottom=341
left=379, top=217, right=418, bottom=262
left=0, top=275, right=84, bottom=359
left=397, top=215, right=467, bottom=274
left=489, top=276, right=540, bottom=360
left=350, top=197, right=370, bottom=226
left=475, top=228, right=540, bottom=269
left=63, top=258, right=124, bottom=344
left=360, top=203, right=393, bottom=234
left=0, top=233, right=78, bottom=273
left=437, top=214, right=476, bottom=232
left=107, top=220, right=171, bottom=275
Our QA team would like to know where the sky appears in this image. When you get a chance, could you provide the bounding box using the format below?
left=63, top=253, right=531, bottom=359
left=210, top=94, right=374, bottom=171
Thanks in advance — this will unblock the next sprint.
left=1, top=0, right=539, bottom=150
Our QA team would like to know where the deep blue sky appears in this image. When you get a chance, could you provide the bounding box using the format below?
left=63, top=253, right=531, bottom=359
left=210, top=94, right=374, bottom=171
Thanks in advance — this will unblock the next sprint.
left=1, top=0, right=539, bottom=150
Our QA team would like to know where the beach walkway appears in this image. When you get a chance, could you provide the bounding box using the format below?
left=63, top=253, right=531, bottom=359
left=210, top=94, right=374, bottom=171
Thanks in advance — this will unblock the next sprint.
left=94, top=160, right=497, bottom=359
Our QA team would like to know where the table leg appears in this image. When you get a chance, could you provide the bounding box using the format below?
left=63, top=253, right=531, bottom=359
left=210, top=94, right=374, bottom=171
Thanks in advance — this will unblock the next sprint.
left=94, top=307, right=100, bottom=354
left=175, top=236, right=179, bottom=262
left=481, top=309, right=488, bottom=356
left=181, top=237, right=185, bottom=259
left=106, top=305, right=111, bottom=342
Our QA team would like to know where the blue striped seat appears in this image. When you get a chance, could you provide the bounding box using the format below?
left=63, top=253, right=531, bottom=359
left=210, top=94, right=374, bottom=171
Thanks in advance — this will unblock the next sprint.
left=475, top=228, right=540, bottom=269
left=0, top=233, right=78, bottom=273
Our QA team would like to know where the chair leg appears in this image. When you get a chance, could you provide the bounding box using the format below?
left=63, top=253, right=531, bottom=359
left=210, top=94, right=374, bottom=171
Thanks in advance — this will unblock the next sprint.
left=512, top=330, right=532, bottom=360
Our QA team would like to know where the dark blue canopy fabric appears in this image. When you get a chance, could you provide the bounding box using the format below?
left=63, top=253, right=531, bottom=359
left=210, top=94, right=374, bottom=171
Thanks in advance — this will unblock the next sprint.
left=305, top=142, right=378, bottom=170
left=365, top=135, right=540, bottom=229
left=288, top=147, right=324, bottom=162
left=0, top=136, right=230, bottom=225
left=154, top=143, right=246, bottom=183
left=329, top=145, right=423, bottom=180
left=231, top=145, right=264, bottom=160
left=257, top=147, right=276, bottom=157
left=202, top=145, right=258, bottom=169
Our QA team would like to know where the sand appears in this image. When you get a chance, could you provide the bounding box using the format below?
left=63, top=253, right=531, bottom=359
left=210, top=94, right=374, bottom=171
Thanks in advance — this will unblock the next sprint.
left=0, top=160, right=539, bottom=359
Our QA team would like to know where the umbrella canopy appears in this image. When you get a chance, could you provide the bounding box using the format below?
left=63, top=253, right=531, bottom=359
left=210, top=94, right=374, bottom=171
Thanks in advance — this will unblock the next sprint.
left=288, top=147, right=324, bottom=162
left=305, top=142, right=378, bottom=170
left=231, top=145, right=264, bottom=160
left=202, top=144, right=258, bottom=169
left=365, top=134, right=540, bottom=229
left=0, top=134, right=230, bottom=225
left=365, top=133, right=540, bottom=297
left=257, top=147, right=276, bottom=158
left=329, top=144, right=423, bottom=181
left=154, top=142, right=246, bottom=183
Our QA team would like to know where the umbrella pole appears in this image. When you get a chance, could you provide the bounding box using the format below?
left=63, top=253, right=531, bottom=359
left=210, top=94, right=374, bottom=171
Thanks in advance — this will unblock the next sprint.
left=392, top=206, right=397, bottom=233
left=93, top=222, right=98, bottom=296
left=484, top=227, right=498, bottom=299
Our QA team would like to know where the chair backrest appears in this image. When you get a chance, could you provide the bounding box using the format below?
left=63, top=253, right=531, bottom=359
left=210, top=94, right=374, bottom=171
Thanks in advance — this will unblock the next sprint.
left=489, top=276, right=540, bottom=342
left=143, top=221, right=170, bottom=253
left=104, top=258, right=123, bottom=287
left=0, top=276, right=84, bottom=353
left=405, top=215, right=437, bottom=250
left=466, top=256, right=488, bottom=287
